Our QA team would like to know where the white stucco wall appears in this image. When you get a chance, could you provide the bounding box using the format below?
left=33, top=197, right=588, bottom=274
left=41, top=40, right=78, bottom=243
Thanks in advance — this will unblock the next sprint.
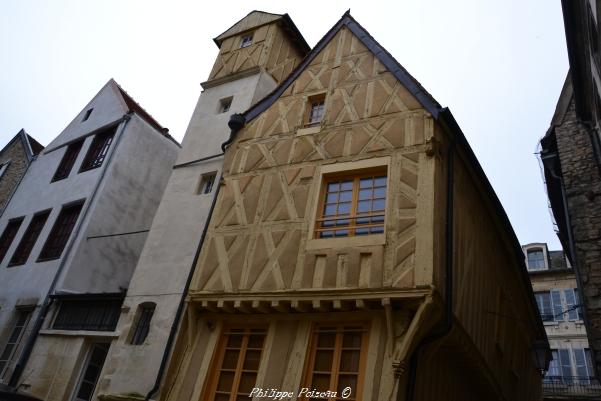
left=95, top=70, right=278, bottom=399
left=0, top=84, right=179, bottom=393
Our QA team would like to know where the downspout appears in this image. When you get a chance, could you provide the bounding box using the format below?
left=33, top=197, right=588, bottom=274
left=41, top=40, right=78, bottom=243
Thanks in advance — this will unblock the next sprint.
left=403, top=138, right=455, bottom=401
left=8, top=114, right=132, bottom=389
left=144, top=113, right=245, bottom=401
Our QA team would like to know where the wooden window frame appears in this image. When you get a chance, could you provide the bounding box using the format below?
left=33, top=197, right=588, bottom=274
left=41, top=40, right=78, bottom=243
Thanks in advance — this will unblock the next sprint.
left=315, top=168, right=387, bottom=239
left=305, top=93, right=326, bottom=126
left=79, top=127, right=116, bottom=172
left=37, top=201, right=84, bottom=262
left=0, top=217, right=24, bottom=264
left=71, top=342, right=110, bottom=401
left=8, top=210, right=51, bottom=266
left=52, top=140, right=84, bottom=182
left=203, top=325, right=267, bottom=401
left=300, top=322, right=369, bottom=401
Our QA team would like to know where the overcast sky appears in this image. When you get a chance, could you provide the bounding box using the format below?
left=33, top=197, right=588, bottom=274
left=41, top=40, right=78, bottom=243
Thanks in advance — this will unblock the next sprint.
left=0, top=0, right=568, bottom=248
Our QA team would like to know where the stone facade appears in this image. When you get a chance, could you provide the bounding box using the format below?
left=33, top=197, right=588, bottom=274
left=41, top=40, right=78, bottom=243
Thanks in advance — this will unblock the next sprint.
left=0, top=131, right=42, bottom=215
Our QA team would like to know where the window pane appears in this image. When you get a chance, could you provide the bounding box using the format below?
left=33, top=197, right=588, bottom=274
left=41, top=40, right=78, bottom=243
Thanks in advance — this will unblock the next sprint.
left=527, top=249, right=546, bottom=270
left=314, top=350, right=334, bottom=372
left=222, top=349, right=239, bottom=369
left=326, top=193, right=338, bottom=203
left=237, top=372, right=257, bottom=394
left=217, top=371, right=235, bottom=392
left=359, top=178, right=372, bottom=188
left=339, top=191, right=352, bottom=202
left=340, top=181, right=353, bottom=191
left=243, top=350, right=261, bottom=370
left=372, top=199, right=385, bottom=211
left=358, top=189, right=372, bottom=200
left=551, top=290, right=564, bottom=322
left=357, top=201, right=371, bottom=213
left=324, top=205, right=337, bottom=216
left=374, top=176, right=386, bottom=187
left=340, top=350, right=360, bottom=372
left=564, top=289, right=578, bottom=321
left=337, top=203, right=351, bottom=215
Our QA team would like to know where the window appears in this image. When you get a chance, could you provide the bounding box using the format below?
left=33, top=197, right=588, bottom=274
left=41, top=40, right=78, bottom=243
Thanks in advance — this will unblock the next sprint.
left=52, top=140, right=84, bottom=182
left=198, top=172, right=217, bottom=194
left=38, top=201, right=84, bottom=261
left=0, top=217, right=24, bottom=264
left=527, top=248, right=546, bottom=270
left=8, top=211, right=50, bottom=266
left=545, top=348, right=594, bottom=383
left=534, top=289, right=583, bottom=322
left=130, top=303, right=155, bottom=345
left=307, top=94, right=326, bottom=126
left=204, top=326, right=267, bottom=401
left=79, top=127, right=116, bottom=172
left=52, top=299, right=121, bottom=331
left=316, top=171, right=387, bottom=238
left=574, top=289, right=583, bottom=320
left=219, top=97, right=233, bottom=114
left=0, top=161, right=10, bottom=180
left=302, top=323, right=368, bottom=401
left=82, top=108, right=93, bottom=122
left=534, top=292, right=553, bottom=322
left=0, top=309, right=31, bottom=377
left=239, top=34, right=253, bottom=48
left=72, top=342, right=109, bottom=401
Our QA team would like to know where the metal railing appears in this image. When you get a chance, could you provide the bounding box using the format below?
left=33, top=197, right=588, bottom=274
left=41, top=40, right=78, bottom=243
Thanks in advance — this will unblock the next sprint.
left=543, top=376, right=601, bottom=398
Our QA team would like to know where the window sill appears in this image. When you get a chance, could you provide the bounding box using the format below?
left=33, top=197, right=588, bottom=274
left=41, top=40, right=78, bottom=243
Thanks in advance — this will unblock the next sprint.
left=306, top=234, right=385, bottom=250
left=39, top=329, right=120, bottom=338
left=297, top=125, right=322, bottom=136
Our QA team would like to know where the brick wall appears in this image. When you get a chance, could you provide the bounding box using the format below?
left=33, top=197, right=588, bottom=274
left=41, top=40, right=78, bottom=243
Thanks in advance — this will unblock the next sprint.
left=555, top=98, right=601, bottom=374
left=0, top=139, right=30, bottom=214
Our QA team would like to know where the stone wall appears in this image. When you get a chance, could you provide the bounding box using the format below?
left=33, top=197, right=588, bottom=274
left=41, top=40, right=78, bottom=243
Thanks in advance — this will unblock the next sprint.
left=555, top=98, right=601, bottom=373
left=0, top=138, right=30, bottom=214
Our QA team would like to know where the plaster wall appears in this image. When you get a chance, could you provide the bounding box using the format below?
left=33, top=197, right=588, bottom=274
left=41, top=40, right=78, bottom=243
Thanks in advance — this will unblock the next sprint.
left=95, top=71, right=278, bottom=398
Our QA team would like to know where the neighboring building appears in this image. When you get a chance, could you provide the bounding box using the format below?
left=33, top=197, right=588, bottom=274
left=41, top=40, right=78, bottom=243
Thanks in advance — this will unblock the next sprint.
left=539, top=0, right=601, bottom=376
left=93, top=11, right=310, bottom=401
left=524, top=243, right=601, bottom=400
left=0, top=79, right=179, bottom=401
left=0, top=130, right=43, bottom=215
left=161, top=11, right=549, bottom=401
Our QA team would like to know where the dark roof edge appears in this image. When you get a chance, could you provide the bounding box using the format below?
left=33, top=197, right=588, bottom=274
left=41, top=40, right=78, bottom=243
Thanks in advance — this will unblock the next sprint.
left=244, top=11, right=440, bottom=123
left=49, top=292, right=126, bottom=301
left=440, top=108, right=549, bottom=342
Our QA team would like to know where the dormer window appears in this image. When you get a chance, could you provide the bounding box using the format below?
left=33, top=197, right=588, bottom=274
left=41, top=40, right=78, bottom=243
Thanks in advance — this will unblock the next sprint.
left=240, top=34, right=253, bottom=48
left=527, top=248, right=546, bottom=271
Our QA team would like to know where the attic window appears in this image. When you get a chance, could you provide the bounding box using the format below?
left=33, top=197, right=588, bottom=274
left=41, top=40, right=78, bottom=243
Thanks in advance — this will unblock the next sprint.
left=306, top=93, right=326, bottom=126
left=82, top=108, right=93, bottom=122
left=240, top=34, right=253, bottom=48
left=219, top=97, right=233, bottom=114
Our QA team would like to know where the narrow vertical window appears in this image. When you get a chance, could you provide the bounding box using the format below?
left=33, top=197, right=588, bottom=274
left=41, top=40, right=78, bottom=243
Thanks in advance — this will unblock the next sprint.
left=239, top=34, right=253, bottom=48
left=52, top=140, right=84, bottom=182
left=573, top=348, right=590, bottom=381
left=198, top=172, right=217, bottom=194
left=80, top=127, right=116, bottom=172
left=563, top=289, right=579, bottom=321
left=8, top=211, right=50, bottom=266
left=0, top=218, right=24, bottom=264
left=306, top=93, right=326, bottom=126
left=558, top=349, right=573, bottom=383
left=0, top=309, right=31, bottom=376
left=72, top=343, right=109, bottom=401
left=130, top=303, right=155, bottom=345
left=574, top=289, right=583, bottom=320
left=205, top=326, right=267, bottom=401
left=534, top=292, right=553, bottom=322
left=38, top=202, right=84, bottom=261
left=82, top=108, right=93, bottom=122
left=551, top=290, right=564, bottom=322
left=302, top=323, right=368, bottom=401
left=545, top=350, right=560, bottom=381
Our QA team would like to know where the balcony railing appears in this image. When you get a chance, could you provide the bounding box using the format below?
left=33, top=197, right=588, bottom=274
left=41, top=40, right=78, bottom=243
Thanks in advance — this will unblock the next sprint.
left=543, top=376, right=601, bottom=398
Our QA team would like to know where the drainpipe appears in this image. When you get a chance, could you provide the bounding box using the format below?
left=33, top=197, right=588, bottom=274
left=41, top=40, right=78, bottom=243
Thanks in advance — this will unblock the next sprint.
left=8, top=114, right=132, bottom=389
left=145, top=113, right=245, bottom=401
left=403, top=138, right=455, bottom=401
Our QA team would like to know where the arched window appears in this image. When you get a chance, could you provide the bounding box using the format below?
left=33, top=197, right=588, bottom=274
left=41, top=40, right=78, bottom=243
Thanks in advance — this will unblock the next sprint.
left=130, top=302, right=155, bottom=345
